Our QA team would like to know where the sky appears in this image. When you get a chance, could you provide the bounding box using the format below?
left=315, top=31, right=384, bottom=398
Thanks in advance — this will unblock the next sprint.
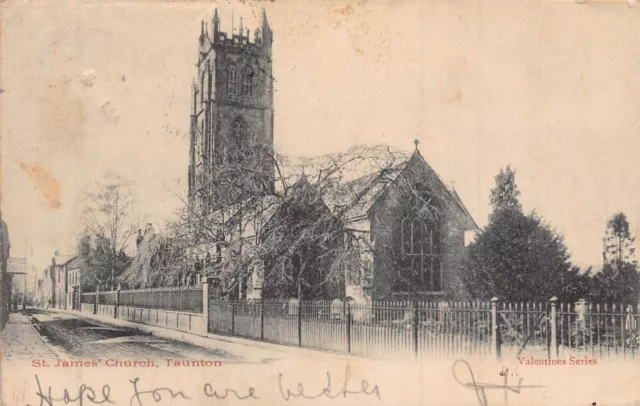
left=1, top=0, right=640, bottom=284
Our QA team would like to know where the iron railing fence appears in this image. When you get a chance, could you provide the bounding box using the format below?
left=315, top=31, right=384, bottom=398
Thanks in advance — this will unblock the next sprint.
left=120, top=287, right=203, bottom=313
left=497, top=302, right=550, bottom=357
left=80, top=291, right=117, bottom=305
left=76, top=292, right=640, bottom=361
left=80, top=287, right=203, bottom=313
left=98, top=291, right=117, bottom=306
left=208, top=300, right=494, bottom=360
left=556, top=302, right=640, bottom=359
left=208, top=299, right=640, bottom=361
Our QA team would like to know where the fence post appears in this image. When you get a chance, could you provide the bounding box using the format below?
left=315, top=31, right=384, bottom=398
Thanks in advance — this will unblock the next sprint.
left=491, top=297, right=501, bottom=361
left=231, top=301, right=236, bottom=336
left=94, top=286, right=99, bottom=315
left=549, top=296, right=558, bottom=359
left=346, top=302, right=352, bottom=354
left=413, top=301, right=419, bottom=360
left=115, top=286, right=120, bottom=319
left=202, top=278, right=210, bottom=335
left=637, top=304, right=640, bottom=349
left=260, top=299, right=265, bottom=341
left=298, top=301, right=302, bottom=347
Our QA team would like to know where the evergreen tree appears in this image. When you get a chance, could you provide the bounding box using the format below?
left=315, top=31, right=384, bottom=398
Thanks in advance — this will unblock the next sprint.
left=590, top=212, right=638, bottom=304
left=462, top=209, right=580, bottom=301
left=462, top=166, right=587, bottom=301
left=489, top=165, right=522, bottom=213
left=603, top=212, right=637, bottom=266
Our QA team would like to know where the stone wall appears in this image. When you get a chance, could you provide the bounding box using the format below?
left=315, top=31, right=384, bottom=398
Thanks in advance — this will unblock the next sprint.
left=78, top=304, right=207, bottom=335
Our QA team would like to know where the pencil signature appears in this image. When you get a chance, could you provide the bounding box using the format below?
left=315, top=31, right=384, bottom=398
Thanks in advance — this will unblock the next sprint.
left=452, top=359, right=545, bottom=406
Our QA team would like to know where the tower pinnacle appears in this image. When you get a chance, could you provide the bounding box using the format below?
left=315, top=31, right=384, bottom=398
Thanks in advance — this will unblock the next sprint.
left=261, top=8, right=270, bottom=32
left=212, top=8, right=219, bottom=33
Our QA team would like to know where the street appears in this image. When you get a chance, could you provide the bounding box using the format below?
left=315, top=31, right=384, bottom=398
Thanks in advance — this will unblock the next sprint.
left=25, top=309, right=244, bottom=364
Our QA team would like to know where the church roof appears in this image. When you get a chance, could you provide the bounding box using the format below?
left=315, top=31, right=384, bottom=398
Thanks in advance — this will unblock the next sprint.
left=277, top=144, right=411, bottom=189
left=289, top=145, right=479, bottom=231
left=321, top=161, right=408, bottom=224
left=279, top=144, right=415, bottom=230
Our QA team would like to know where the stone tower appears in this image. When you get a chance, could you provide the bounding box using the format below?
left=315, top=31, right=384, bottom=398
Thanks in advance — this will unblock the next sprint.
left=188, top=9, right=274, bottom=207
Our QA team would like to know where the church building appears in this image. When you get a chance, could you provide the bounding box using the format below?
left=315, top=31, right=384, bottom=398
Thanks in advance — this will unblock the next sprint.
left=187, top=9, right=478, bottom=304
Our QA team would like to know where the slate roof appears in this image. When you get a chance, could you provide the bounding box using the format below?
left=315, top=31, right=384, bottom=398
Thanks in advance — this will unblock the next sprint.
left=66, top=256, right=85, bottom=270
left=54, top=255, right=76, bottom=266
left=294, top=146, right=478, bottom=231
left=278, top=144, right=411, bottom=188
left=320, top=162, right=408, bottom=224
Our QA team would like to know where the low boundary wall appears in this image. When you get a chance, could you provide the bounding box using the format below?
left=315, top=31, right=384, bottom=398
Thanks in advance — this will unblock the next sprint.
left=78, top=302, right=205, bottom=335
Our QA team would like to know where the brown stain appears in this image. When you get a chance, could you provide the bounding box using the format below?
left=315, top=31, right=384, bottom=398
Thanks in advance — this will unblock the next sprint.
left=330, top=2, right=390, bottom=62
left=39, top=76, right=86, bottom=149
left=335, top=4, right=355, bottom=15
left=18, top=161, right=62, bottom=209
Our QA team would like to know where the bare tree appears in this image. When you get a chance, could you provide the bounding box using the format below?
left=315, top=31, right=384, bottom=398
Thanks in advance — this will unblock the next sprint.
left=125, top=143, right=434, bottom=299
left=82, top=173, right=137, bottom=290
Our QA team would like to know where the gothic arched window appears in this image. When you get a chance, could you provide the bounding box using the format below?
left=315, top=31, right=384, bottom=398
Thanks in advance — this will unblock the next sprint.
left=241, top=66, right=254, bottom=96
left=229, top=117, right=251, bottom=163
left=395, top=184, right=442, bottom=293
left=227, top=63, right=239, bottom=95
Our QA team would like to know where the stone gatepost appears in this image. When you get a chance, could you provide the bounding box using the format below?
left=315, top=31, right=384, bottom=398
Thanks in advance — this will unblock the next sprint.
left=575, top=299, right=588, bottom=322
left=115, top=284, right=121, bottom=319
left=202, top=277, right=210, bottom=335
left=625, top=304, right=636, bottom=331
left=94, top=285, right=99, bottom=315
left=574, top=298, right=589, bottom=349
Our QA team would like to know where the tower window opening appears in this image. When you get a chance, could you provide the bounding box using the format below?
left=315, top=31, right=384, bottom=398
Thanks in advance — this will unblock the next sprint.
left=241, top=66, right=254, bottom=96
left=227, top=64, right=239, bottom=95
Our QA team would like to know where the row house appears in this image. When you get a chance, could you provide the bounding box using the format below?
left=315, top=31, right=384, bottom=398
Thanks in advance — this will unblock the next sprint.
left=51, top=251, right=85, bottom=310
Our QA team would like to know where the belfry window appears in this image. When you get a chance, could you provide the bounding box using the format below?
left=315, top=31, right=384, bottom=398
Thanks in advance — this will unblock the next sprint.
left=227, top=64, right=239, bottom=95
left=241, top=66, right=254, bottom=96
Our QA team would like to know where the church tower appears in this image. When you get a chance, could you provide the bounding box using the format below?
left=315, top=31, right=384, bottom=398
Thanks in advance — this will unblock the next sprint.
left=189, top=9, right=275, bottom=207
